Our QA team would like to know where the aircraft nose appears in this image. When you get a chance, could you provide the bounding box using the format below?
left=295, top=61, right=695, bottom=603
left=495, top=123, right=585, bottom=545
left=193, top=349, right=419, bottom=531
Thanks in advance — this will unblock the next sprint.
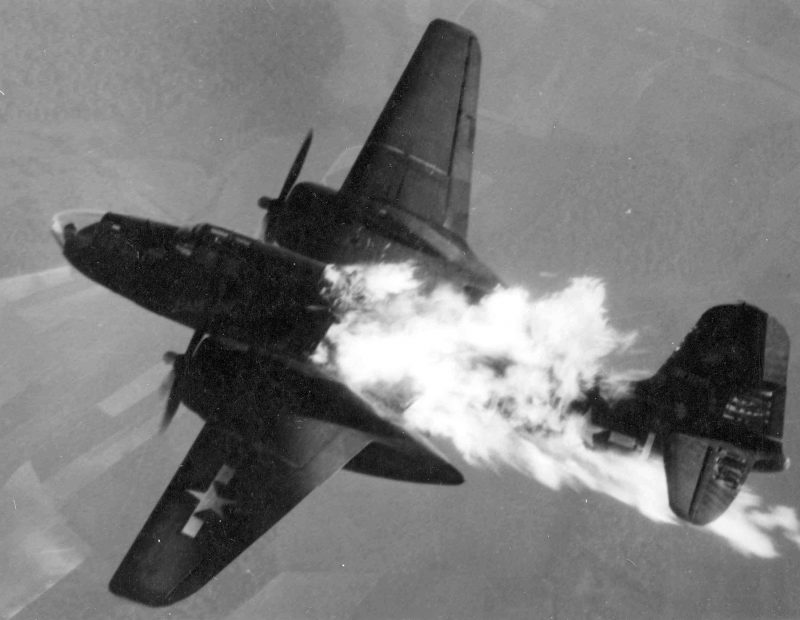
left=50, top=210, right=105, bottom=248
left=50, top=213, right=72, bottom=248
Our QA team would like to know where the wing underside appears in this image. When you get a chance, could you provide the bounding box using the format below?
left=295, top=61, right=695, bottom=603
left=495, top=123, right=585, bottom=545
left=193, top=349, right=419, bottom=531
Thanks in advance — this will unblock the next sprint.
left=109, top=417, right=371, bottom=606
left=341, top=19, right=480, bottom=238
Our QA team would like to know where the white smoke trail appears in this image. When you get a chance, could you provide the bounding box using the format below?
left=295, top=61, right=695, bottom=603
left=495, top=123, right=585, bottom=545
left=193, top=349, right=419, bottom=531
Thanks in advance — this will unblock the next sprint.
left=313, top=262, right=800, bottom=558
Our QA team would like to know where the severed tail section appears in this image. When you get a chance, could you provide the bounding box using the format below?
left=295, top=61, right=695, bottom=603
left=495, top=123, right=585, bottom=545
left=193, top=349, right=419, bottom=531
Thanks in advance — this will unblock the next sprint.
left=587, top=303, right=790, bottom=525
left=650, top=304, right=789, bottom=524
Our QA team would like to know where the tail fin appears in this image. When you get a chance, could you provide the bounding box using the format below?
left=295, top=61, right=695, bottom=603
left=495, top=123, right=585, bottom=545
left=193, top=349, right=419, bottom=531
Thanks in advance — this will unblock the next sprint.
left=650, top=304, right=790, bottom=524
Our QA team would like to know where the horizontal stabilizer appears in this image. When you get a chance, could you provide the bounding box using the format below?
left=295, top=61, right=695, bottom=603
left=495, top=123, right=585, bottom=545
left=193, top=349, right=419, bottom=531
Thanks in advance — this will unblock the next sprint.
left=664, top=433, right=754, bottom=525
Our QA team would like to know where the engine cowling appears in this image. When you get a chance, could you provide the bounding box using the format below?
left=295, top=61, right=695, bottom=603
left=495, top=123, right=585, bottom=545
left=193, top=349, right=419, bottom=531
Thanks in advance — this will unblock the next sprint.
left=179, top=338, right=463, bottom=485
left=262, top=182, right=339, bottom=258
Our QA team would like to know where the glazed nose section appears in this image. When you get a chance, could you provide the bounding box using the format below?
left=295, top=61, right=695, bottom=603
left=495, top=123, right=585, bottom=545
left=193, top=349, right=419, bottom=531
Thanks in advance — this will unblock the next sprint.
left=51, top=210, right=105, bottom=249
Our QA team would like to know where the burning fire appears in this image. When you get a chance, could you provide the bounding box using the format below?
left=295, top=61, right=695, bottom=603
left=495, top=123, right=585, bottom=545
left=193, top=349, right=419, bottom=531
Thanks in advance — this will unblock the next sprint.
left=313, top=262, right=800, bottom=558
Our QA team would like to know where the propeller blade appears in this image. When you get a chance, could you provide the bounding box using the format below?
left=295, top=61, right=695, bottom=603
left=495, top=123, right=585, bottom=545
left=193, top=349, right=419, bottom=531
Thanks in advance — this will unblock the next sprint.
left=158, top=366, right=175, bottom=397
left=162, top=383, right=181, bottom=431
left=160, top=354, right=184, bottom=433
left=159, top=330, right=205, bottom=433
left=277, top=130, right=313, bottom=203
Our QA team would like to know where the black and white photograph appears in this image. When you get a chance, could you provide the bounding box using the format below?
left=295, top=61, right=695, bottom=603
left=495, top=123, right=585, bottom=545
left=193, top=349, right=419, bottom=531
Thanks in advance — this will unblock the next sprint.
left=1, top=1, right=799, bottom=618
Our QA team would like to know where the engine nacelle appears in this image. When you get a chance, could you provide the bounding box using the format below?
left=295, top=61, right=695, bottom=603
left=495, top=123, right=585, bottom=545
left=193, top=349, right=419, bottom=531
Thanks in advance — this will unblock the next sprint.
left=262, top=182, right=339, bottom=259
left=179, top=338, right=463, bottom=485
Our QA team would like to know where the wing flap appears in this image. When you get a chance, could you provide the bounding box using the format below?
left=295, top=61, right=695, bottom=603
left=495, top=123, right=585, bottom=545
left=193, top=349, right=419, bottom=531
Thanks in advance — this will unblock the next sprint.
left=109, top=418, right=371, bottom=606
left=341, top=19, right=480, bottom=238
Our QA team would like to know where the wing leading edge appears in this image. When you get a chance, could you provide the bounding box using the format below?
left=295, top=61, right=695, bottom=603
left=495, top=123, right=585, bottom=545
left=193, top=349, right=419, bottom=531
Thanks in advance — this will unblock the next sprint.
left=341, top=19, right=480, bottom=239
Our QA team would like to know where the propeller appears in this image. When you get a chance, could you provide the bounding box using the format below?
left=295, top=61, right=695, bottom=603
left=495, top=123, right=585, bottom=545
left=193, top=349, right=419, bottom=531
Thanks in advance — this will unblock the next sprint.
left=159, top=329, right=204, bottom=433
left=258, top=130, right=313, bottom=213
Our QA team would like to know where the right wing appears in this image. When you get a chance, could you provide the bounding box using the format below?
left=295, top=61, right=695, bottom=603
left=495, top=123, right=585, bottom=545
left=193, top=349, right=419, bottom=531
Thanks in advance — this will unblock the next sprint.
left=109, top=416, right=371, bottom=606
left=341, top=19, right=480, bottom=239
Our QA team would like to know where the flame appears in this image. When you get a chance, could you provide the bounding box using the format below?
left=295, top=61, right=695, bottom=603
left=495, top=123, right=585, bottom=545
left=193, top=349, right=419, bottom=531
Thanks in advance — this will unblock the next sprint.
left=313, top=262, right=800, bottom=558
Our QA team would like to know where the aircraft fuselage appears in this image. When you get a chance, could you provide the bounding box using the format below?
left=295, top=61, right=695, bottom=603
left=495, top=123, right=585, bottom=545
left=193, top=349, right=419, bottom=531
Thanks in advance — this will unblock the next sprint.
left=53, top=185, right=501, bottom=359
left=53, top=211, right=334, bottom=355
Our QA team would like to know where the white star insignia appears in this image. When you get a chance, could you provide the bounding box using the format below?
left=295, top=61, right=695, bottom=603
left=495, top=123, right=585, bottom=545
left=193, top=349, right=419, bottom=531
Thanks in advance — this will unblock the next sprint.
left=187, top=483, right=235, bottom=517
left=181, top=464, right=236, bottom=538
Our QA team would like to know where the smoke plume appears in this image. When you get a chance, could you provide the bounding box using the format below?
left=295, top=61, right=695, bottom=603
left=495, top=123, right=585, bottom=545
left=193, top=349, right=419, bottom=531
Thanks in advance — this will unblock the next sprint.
left=313, top=262, right=800, bottom=558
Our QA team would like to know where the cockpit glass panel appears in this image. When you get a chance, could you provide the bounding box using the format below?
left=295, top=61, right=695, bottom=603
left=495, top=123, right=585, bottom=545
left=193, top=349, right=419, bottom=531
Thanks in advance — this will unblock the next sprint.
left=51, top=210, right=107, bottom=246
left=209, top=226, right=230, bottom=240
left=175, top=242, right=194, bottom=257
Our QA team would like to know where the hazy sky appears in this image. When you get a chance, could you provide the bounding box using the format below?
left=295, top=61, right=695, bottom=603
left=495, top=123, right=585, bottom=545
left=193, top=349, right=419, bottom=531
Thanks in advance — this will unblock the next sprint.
left=1, top=1, right=800, bottom=618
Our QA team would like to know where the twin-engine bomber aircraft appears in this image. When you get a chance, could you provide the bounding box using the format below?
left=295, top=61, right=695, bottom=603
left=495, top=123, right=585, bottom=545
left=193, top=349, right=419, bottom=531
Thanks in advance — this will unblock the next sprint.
left=50, top=20, right=790, bottom=606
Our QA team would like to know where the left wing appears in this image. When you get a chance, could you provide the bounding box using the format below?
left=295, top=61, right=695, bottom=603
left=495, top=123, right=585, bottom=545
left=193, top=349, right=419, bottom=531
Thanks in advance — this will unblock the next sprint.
left=109, top=417, right=371, bottom=606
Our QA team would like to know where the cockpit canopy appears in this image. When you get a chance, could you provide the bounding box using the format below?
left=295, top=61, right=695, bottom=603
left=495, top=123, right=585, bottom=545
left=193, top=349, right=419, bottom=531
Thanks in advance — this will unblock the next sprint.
left=176, top=223, right=257, bottom=248
left=51, top=210, right=106, bottom=247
